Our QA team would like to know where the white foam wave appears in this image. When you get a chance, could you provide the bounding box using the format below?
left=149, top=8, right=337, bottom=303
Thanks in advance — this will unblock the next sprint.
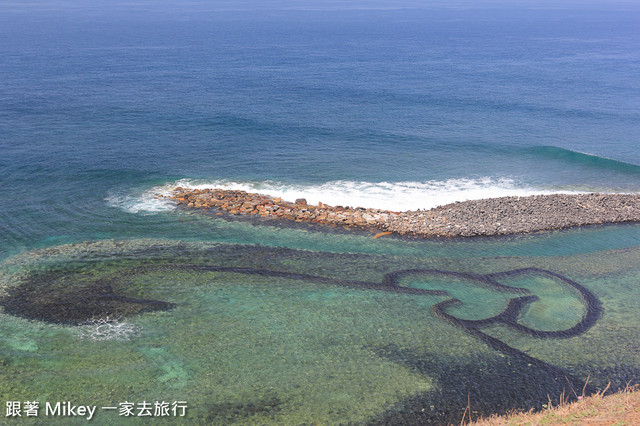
left=161, top=177, right=575, bottom=211
left=106, top=184, right=176, bottom=214
left=76, top=316, right=140, bottom=341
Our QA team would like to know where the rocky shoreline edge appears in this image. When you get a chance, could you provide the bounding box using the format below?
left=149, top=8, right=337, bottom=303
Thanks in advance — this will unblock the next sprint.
left=170, top=188, right=640, bottom=238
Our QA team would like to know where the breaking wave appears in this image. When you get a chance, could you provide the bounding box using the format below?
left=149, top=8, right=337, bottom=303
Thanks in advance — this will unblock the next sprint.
left=527, top=146, right=640, bottom=174
left=109, top=177, right=581, bottom=213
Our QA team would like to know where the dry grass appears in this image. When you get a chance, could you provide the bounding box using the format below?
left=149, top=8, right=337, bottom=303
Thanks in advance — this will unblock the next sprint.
left=467, top=382, right=640, bottom=426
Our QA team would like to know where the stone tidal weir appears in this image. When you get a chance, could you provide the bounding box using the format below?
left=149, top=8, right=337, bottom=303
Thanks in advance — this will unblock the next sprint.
left=2, top=235, right=639, bottom=424
left=171, top=188, right=640, bottom=237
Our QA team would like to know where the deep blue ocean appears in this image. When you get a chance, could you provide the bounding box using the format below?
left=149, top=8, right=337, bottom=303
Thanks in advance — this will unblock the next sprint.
left=2, top=1, right=640, bottom=258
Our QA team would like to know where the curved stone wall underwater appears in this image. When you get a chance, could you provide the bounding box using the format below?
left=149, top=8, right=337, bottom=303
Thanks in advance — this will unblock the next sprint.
left=1, top=239, right=638, bottom=424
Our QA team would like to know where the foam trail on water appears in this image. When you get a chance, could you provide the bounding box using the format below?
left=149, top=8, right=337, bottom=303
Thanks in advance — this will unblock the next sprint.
left=113, top=177, right=582, bottom=213
left=76, top=316, right=140, bottom=341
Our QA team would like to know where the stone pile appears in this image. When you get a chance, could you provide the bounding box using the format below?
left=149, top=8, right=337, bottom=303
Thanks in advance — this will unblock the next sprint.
left=170, top=188, right=640, bottom=238
left=171, top=187, right=400, bottom=229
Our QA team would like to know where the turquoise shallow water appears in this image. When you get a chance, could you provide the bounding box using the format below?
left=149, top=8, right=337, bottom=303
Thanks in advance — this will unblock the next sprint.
left=1, top=232, right=640, bottom=423
left=1, top=1, right=640, bottom=423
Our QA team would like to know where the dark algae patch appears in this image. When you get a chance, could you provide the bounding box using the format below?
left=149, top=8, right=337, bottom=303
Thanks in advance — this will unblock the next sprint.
left=371, top=346, right=581, bottom=424
left=205, top=395, right=284, bottom=423
left=0, top=267, right=175, bottom=324
left=0, top=240, right=637, bottom=424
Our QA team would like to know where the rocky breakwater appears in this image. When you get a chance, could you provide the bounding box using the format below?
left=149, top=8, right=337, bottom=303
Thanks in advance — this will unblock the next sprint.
left=171, top=187, right=400, bottom=230
left=170, top=188, right=640, bottom=238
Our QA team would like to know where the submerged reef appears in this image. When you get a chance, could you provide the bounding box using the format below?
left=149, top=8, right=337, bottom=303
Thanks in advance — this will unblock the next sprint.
left=0, top=268, right=175, bottom=324
left=1, top=239, right=638, bottom=424
left=170, top=188, right=640, bottom=237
